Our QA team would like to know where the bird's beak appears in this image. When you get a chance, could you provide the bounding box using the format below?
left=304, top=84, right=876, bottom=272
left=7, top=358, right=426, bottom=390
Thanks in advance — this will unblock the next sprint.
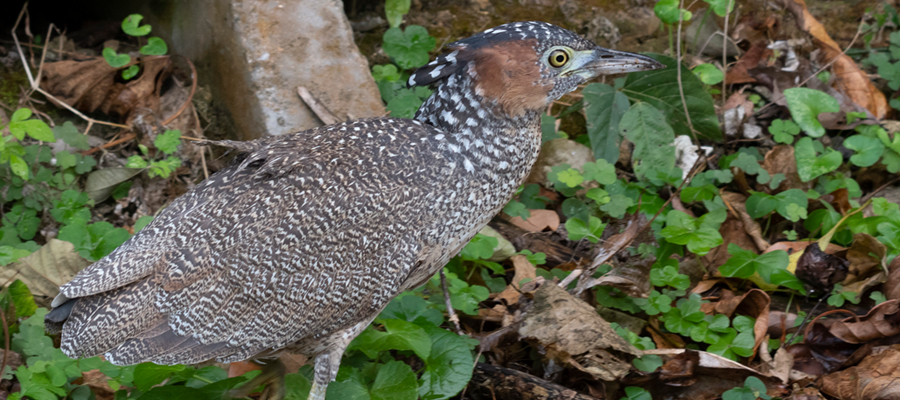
left=569, top=47, right=665, bottom=79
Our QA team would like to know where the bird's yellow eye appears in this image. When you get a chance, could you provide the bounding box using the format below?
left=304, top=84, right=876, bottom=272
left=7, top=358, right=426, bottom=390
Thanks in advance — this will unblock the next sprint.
left=548, top=50, right=569, bottom=67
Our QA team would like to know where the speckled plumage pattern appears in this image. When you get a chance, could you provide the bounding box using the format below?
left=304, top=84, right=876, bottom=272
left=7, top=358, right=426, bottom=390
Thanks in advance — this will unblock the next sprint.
left=48, top=21, right=662, bottom=400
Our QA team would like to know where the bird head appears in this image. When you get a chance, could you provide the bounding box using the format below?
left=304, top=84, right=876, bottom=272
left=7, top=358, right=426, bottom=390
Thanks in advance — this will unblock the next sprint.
left=410, top=21, right=664, bottom=117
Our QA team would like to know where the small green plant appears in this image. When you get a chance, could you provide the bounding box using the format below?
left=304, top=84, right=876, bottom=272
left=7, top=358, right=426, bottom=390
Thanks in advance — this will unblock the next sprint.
left=103, top=14, right=169, bottom=80
left=722, top=376, right=771, bottom=400
left=125, top=129, right=183, bottom=178
left=370, top=0, right=435, bottom=119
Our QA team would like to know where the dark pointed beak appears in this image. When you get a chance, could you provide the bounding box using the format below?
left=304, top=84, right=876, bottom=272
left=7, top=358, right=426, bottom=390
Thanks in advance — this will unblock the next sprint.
left=582, top=47, right=665, bottom=76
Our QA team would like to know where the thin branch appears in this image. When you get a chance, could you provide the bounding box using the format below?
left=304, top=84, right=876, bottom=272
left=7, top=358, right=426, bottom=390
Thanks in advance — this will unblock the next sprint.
left=440, top=269, right=463, bottom=335
left=297, top=87, right=339, bottom=125
left=722, top=0, right=733, bottom=108
left=675, top=0, right=698, bottom=143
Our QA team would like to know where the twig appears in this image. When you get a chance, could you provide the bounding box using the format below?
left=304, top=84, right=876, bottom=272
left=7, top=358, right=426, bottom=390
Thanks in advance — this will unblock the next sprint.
left=440, top=269, right=463, bottom=335
left=161, top=56, right=198, bottom=127
left=675, top=0, right=698, bottom=143
left=297, top=87, right=339, bottom=125
left=81, top=133, right=136, bottom=155
left=32, top=23, right=57, bottom=90
left=722, top=0, right=733, bottom=108
left=861, top=175, right=900, bottom=204
left=11, top=2, right=130, bottom=132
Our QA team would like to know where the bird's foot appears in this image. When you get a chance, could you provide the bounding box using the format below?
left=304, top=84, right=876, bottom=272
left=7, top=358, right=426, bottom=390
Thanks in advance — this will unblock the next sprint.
left=228, top=359, right=286, bottom=400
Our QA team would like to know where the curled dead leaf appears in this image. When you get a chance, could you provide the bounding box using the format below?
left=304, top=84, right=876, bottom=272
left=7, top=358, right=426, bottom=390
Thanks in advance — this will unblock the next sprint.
left=829, top=300, right=900, bottom=344
left=40, top=55, right=173, bottom=122
left=819, top=345, right=900, bottom=400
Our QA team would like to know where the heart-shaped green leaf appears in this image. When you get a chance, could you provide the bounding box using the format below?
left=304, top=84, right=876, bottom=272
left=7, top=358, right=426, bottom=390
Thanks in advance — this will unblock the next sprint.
left=102, top=48, right=131, bottom=68
left=784, top=88, right=840, bottom=138
left=121, top=65, right=140, bottom=80
left=122, top=14, right=151, bottom=36
left=140, top=37, right=168, bottom=56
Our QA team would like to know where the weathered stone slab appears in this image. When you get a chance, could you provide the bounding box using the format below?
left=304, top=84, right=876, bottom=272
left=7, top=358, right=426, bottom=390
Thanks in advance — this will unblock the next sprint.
left=144, top=0, right=384, bottom=139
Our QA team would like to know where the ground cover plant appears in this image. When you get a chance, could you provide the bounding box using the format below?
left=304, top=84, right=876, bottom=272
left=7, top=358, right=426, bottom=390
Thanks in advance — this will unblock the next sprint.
left=2, top=0, right=900, bottom=399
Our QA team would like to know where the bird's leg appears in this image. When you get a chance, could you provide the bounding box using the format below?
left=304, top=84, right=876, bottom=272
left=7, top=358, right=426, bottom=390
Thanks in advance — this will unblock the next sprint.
left=228, top=358, right=286, bottom=400
left=308, top=349, right=342, bottom=400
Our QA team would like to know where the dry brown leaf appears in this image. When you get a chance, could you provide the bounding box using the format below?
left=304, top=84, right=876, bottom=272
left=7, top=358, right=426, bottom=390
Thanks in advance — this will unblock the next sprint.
left=725, top=41, right=770, bottom=85
left=0, top=239, right=90, bottom=298
left=496, top=254, right=537, bottom=306
left=819, top=345, right=900, bottom=400
left=659, top=349, right=700, bottom=386
left=40, top=55, right=173, bottom=121
left=844, top=233, right=887, bottom=284
left=829, top=300, right=900, bottom=344
left=81, top=369, right=115, bottom=400
left=519, top=283, right=640, bottom=381
left=886, top=256, right=900, bottom=301
left=781, top=0, right=888, bottom=119
left=507, top=209, right=560, bottom=232
left=762, top=145, right=809, bottom=192
left=766, top=241, right=845, bottom=255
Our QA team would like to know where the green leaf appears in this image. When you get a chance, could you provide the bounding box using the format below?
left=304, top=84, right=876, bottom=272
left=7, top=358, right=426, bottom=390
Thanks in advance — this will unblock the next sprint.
left=133, top=363, right=186, bottom=391
left=795, top=137, right=842, bottom=182
left=8, top=155, right=28, bottom=180
left=102, top=47, right=131, bottom=68
left=565, top=216, right=606, bottom=243
left=52, top=122, right=89, bottom=150
left=126, top=155, right=149, bottom=169
left=704, top=0, right=735, bottom=16
left=460, top=233, right=498, bottom=260
left=10, top=120, right=54, bottom=143
left=582, top=159, right=617, bottom=185
left=385, top=88, right=425, bottom=119
left=620, top=102, right=677, bottom=179
left=418, top=324, right=476, bottom=400
left=600, top=193, right=634, bottom=219
left=660, top=210, right=723, bottom=256
left=122, top=14, right=152, bottom=36
left=371, top=360, right=418, bottom=400
left=844, top=134, right=885, bottom=167
left=583, top=83, right=631, bottom=163
left=382, top=25, right=436, bottom=70
left=9, top=279, right=38, bottom=318
left=556, top=168, right=584, bottom=187
left=783, top=88, right=840, bottom=137
left=733, top=315, right=755, bottom=332
left=379, top=294, right=444, bottom=326
left=622, top=54, right=721, bottom=140
left=350, top=319, right=432, bottom=360
left=122, top=64, right=140, bottom=80
left=692, top=63, right=723, bottom=85
left=768, top=119, right=800, bottom=144
left=654, top=0, right=692, bottom=24
left=140, top=37, right=168, bottom=55
left=622, top=386, right=652, bottom=400
left=10, top=108, right=32, bottom=122
left=0, top=246, right=33, bottom=267
left=384, top=0, right=411, bottom=28
left=50, top=189, right=92, bottom=225
left=503, top=200, right=530, bottom=219
left=154, top=129, right=182, bottom=155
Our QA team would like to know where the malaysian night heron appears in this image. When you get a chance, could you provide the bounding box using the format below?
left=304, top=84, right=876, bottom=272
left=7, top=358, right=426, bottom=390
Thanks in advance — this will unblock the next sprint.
left=46, top=21, right=663, bottom=400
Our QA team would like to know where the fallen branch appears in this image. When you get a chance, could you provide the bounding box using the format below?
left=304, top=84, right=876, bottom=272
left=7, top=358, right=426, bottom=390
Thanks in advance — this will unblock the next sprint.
left=297, top=86, right=339, bottom=125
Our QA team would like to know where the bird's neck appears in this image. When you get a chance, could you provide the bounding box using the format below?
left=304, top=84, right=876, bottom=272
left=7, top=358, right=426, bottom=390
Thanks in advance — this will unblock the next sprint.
left=413, top=73, right=543, bottom=172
